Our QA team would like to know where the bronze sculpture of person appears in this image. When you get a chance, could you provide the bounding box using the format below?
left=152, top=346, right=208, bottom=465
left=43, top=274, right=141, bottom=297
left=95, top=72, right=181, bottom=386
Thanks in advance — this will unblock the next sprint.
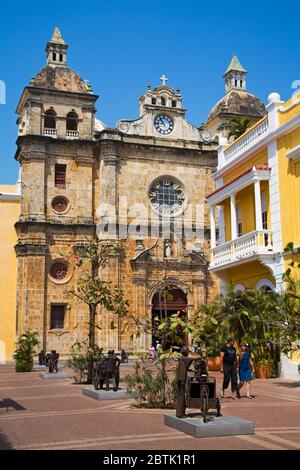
left=105, top=350, right=121, bottom=391
left=38, top=350, right=46, bottom=366
left=121, top=349, right=127, bottom=363
left=47, top=350, right=59, bottom=373
left=176, top=346, right=195, bottom=418
left=94, top=350, right=121, bottom=391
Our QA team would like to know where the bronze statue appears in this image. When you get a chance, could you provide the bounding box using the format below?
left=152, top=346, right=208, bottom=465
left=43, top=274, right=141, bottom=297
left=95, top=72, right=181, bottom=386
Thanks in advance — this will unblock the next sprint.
left=47, top=350, right=59, bottom=373
left=121, top=349, right=128, bottom=363
left=93, top=350, right=121, bottom=391
left=187, top=356, right=221, bottom=423
left=38, top=350, right=46, bottom=366
left=176, top=347, right=195, bottom=418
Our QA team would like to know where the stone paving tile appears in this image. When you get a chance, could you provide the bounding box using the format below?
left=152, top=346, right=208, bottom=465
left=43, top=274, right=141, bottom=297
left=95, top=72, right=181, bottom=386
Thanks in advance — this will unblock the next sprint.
left=0, top=364, right=299, bottom=450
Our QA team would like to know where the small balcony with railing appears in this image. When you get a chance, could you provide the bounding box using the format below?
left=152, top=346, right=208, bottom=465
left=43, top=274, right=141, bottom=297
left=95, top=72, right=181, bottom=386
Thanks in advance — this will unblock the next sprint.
left=210, top=230, right=273, bottom=270
left=66, top=130, right=79, bottom=139
left=224, top=116, right=269, bottom=162
left=216, top=93, right=283, bottom=172
left=207, top=165, right=273, bottom=272
left=43, top=128, right=57, bottom=138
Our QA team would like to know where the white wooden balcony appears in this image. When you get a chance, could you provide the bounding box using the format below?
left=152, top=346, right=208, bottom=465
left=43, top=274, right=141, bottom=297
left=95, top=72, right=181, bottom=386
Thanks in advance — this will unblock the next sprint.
left=43, top=128, right=57, bottom=138
left=66, top=130, right=79, bottom=140
left=210, top=230, right=274, bottom=270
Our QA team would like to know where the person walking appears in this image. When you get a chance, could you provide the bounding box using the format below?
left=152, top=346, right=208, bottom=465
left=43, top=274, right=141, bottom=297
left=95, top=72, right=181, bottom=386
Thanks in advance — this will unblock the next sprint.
left=149, top=345, right=155, bottom=361
left=220, top=337, right=241, bottom=399
left=238, top=343, right=254, bottom=399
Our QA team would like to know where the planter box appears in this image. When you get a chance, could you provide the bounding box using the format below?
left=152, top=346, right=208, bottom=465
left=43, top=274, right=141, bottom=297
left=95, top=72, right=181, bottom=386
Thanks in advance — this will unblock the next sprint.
left=207, top=357, right=221, bottom=371
left=255, top=364, right=272, bottom=379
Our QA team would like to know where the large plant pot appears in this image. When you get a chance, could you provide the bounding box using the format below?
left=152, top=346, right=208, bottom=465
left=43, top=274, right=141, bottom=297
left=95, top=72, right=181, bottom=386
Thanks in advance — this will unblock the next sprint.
left=255, top=363, right=272, bottom=379
left=207, top=357, right=221, bottom=371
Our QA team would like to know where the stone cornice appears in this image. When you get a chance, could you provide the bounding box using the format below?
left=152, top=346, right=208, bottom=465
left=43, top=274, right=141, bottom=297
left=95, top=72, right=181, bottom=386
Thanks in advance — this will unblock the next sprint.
left=15, top=243, right=49, bottom=256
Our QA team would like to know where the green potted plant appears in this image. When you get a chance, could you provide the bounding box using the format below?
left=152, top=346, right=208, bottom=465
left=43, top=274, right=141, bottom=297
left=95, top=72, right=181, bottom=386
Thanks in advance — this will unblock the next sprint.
left=14, top=330, right=40, bottom=372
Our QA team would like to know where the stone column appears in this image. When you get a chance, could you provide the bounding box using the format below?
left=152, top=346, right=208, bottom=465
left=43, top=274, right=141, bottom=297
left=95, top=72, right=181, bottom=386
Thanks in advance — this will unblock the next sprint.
left=254, top=180, right=263, bottom=231
left=98, top=143, right=118, bottom=240
left=218, top=205, right=225, bottom=243
left=230, top=193, right=237, bottom=240
left=20, top=145, right=46, bottom=222
left=15, top=244, right=47, bottom=349
left=76, top=149, right=94, bottom=224
left=81, top=105, right=95, bottom=140
left=210, top=206, right=216, bottom=248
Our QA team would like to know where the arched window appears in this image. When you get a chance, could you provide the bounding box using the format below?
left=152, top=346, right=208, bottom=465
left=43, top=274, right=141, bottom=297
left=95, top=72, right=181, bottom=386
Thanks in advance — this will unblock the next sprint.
left=44, top=109, right=56, bottom=129
left=66, top=111, right=78, bottom=131
left=161, top=96, right=166, bottom=106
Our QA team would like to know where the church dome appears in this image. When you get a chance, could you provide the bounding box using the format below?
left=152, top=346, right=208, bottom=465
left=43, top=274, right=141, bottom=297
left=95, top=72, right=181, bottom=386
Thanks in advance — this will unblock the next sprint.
left=32, top=65, right=90, bottom=94
left=207, top=89, right=266, bottom=122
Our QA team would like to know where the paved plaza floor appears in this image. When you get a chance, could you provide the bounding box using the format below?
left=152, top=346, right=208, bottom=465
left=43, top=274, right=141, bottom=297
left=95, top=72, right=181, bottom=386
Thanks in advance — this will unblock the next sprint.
left=0, top=363, right=299, bottom=450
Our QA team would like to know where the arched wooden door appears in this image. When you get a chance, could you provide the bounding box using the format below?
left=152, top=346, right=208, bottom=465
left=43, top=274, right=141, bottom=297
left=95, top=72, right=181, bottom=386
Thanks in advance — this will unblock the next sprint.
left=152, top=287, right=188, bottom=349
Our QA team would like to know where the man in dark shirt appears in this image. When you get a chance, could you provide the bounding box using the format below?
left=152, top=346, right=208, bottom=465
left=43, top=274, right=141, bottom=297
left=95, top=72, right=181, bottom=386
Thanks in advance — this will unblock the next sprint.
left=176, top=346, right=195, bottom=418
left=220, top=338, right=240, bottom=399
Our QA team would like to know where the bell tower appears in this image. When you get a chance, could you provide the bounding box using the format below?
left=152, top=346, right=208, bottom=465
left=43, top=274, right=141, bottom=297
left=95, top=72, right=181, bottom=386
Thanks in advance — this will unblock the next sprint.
left=223, top=55, right=247, bottom=93
left=46, top=27, right=68, bottom=67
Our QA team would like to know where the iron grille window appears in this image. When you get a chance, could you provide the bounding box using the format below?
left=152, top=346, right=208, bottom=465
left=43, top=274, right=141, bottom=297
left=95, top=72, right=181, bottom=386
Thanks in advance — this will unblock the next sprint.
left=55, top=164, right=66, bottom=188
left=149, top=178, right=185, bottom=216
left=50, top=305, right=65, bottom=329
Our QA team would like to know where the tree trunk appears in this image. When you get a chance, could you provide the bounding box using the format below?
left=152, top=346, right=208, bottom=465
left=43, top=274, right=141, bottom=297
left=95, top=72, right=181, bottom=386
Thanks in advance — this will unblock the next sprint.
left=87, top=303, right=96, bottom=383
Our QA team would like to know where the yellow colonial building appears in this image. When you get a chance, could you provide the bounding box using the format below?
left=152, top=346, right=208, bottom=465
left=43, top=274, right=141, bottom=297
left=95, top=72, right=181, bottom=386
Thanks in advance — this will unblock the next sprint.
left=0, top=179, right=21, bottom=361
left=207, top=89, right=300, bottom=293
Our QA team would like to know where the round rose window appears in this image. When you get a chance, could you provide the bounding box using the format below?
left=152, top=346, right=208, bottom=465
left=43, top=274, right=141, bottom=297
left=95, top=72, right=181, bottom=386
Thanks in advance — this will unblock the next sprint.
left=149, top=177, right=185, bottom=216
left=50, top=262, right=68, bottom=280
left=51, top=196, right=69, bottom=213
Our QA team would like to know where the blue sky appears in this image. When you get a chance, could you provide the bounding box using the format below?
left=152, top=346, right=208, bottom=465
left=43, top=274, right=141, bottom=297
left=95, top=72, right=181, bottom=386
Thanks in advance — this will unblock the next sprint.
left=0, top=0, right=299, bottom=183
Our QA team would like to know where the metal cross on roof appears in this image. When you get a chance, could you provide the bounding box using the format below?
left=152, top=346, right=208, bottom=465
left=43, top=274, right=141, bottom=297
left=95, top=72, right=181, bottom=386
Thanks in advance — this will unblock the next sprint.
left=160, top=74, right=168, bottom=86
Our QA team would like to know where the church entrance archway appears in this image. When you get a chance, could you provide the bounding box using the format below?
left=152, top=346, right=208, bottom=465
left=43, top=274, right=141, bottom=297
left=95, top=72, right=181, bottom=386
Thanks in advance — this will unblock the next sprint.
left=151, top=287, right=188, bottom=350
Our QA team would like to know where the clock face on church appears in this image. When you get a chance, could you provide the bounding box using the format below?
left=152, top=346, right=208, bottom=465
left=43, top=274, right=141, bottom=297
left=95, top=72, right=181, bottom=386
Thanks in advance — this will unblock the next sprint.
left=154, top=114, right=174, bottom=135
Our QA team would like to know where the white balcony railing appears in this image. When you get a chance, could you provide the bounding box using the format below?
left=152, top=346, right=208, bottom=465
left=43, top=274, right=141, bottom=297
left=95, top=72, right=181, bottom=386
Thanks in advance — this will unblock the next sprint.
left=66, top=130, right=79, bottom=139
left=210, top=230, right=273, bottom=269
left=224, top=117, right=269, bottom=162
left=43, top=128, right=57, bottom=138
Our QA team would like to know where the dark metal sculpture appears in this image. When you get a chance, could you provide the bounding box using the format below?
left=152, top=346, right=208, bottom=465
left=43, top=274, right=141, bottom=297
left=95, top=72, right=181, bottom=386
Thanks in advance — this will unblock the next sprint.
left=38, top=350, right=46, bottom=366
left=176, top=347, right=195, bottom=418
left=93, top=350, right=121, bottom=391
left=46, top=350, right=59, bottom=373
left=121, top=349, right=128, bottom=363
left=187, top=357, right=221, bottom=423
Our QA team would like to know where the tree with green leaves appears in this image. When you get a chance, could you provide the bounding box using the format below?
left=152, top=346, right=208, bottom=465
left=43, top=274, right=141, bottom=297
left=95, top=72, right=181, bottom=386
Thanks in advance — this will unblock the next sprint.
left=66, top=238, right=129, bottom=382
left=228, top=118, right=251, bottom=140
left=123, top=286, right=193, bottom=407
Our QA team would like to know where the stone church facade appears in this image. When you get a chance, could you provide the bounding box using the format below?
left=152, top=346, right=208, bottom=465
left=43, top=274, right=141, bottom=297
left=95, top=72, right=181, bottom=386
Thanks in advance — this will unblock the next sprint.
left=13, top=29, right=265, bottom=355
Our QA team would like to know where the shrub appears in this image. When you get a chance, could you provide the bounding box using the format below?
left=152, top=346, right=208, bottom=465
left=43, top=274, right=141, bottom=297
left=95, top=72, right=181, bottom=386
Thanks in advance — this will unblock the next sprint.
left=14, top=331, right=40, bottom=372
left=125, top=359, right=177, bottom=408
left=66, top=341, right=103, bottom=383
